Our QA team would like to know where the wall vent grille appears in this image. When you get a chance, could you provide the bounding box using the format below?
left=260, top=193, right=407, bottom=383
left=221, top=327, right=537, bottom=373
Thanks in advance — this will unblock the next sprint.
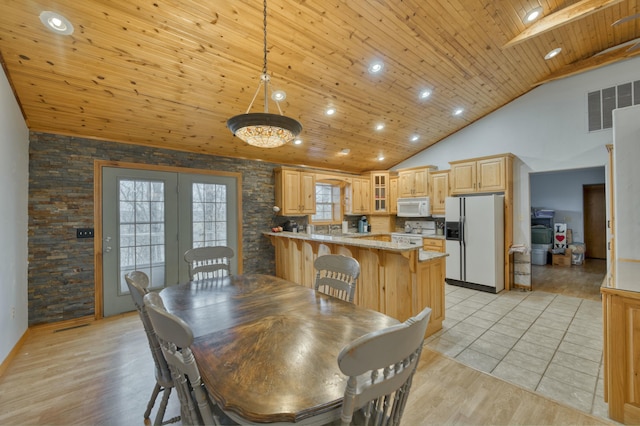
left=588, top=80, right=640, bottom=132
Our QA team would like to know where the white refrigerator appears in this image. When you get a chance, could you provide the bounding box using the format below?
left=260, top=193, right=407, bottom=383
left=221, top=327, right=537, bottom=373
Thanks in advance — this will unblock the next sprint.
left=445, top=195, right=504, bottom=293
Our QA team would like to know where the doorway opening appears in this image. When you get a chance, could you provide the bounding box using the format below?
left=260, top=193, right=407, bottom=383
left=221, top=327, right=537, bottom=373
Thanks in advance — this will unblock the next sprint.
left=529, top=167, right=607, bottom=300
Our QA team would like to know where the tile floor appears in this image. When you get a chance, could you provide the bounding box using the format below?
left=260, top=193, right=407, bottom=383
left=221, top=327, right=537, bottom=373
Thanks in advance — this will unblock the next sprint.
left=425, top=283, right=607, bottom=419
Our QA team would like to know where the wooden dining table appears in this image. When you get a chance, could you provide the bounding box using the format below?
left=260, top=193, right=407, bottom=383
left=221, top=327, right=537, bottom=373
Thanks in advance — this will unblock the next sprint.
left=159, top=273, right=399, bottom=425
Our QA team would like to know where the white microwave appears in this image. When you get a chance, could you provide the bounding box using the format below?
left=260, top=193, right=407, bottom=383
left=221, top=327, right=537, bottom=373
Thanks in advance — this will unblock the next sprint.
left=397, top=197, right=431, bottom=217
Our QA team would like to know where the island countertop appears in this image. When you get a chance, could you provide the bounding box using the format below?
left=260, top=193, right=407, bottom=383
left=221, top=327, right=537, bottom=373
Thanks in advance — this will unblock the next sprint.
left=263, top=231, right=448, bottom=262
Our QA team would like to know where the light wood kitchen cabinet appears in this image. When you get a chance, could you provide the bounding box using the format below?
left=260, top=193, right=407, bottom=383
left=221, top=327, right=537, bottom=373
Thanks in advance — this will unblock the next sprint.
left=422, top=237, right=445, bottom=253
left=368, top=171, right=390, bottom=214
left=602, top=288, right=640, bottom=424
left=347, top=176, right=371, bottom=215
left=398, top=166, right=434, bottom=197
left=450, top=154, right=512, bottom=194
left=389, top=176, right=398, bottom=214
left=414, top=256, right=445, bottom=337
left=429, top=170, right=449, bottom=215
left=274, top=168, right=316, bottom=215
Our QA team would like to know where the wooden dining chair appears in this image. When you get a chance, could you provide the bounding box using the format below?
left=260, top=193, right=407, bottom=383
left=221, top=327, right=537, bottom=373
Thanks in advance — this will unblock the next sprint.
left=314, top=254, right=360, bottom=303
left=337, top=306, right=432, bottom=426
left=184, top=246, right=234, bottom=280
left=143, top=292, right=221, bottom=426
left=124, top=271, right=179, bottom=426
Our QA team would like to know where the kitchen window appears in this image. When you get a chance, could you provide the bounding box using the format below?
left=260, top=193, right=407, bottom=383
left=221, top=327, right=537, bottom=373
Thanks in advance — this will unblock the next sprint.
left=312, top=182, right=341, bottom=223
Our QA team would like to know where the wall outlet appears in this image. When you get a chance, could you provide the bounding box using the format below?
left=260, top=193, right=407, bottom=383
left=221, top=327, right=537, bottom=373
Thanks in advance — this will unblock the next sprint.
left=76, top=228, right=94, bottom=239
left=11, top=306, right=15, bottom=319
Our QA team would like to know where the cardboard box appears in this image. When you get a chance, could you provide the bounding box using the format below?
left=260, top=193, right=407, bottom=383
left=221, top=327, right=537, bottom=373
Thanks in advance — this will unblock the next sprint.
left=552, top=249, right=572, bottom=267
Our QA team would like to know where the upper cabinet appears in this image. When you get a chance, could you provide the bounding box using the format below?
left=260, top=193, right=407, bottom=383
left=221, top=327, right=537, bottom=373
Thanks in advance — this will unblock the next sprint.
left=389, top=176, right=398, bottom=214
left=347, top=176, right=371, bottom=215
left=449, top=154, right=513, bottom=195
left=429, top=170, right=449, bottom=215
left=398, top=166, right=434, bottom=197
left=368, top=171, right=390, bottom=214
left=274, top=168, right=316, bottom=215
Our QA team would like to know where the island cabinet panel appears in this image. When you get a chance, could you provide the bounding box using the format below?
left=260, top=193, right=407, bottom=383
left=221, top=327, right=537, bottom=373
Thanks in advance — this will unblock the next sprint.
left=380, top=252, right=414, bottom=322
left=602, top=288, right=640, bottom=424
left=415, top=257, right=445, bottom=336
left=355, top=249, right=383, bottom=312
left=265, top=232, right=446, bottom=337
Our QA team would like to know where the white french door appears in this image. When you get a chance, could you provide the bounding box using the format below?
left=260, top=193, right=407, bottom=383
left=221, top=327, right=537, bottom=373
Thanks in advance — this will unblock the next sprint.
left=102, top=167, right=239, bottom=316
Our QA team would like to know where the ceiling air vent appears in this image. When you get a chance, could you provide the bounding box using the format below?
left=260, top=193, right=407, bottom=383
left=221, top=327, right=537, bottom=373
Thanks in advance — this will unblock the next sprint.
left=588, top=80, right=640, bottom=132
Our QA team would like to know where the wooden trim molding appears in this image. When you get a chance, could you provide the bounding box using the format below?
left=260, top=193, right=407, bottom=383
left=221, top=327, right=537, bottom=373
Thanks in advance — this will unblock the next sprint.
left=0, top=329, right=30, bottom=378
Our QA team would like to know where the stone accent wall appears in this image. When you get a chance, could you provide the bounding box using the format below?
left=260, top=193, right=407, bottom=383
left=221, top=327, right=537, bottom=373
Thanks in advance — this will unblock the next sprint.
left=28, top=132, right=278, bottom=325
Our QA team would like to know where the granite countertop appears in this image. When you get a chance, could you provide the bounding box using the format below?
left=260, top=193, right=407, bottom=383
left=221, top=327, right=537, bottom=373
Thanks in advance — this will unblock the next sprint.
left=263, top=231, right=449, bottom=261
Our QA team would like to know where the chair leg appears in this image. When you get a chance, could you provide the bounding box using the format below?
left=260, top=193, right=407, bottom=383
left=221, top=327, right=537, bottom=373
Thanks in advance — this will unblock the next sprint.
left=145, top=383, right=162, bottom=420
left=155, top=387, right=180, bottom=425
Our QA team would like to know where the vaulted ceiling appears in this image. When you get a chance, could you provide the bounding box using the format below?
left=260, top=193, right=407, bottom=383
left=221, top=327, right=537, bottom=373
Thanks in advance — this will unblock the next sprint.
left=1, top=0, right=639, bottom=173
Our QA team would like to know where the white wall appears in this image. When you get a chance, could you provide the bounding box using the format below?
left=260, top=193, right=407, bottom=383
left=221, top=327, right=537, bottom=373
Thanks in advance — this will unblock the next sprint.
left=0, top=66, right=29, bottom=365
left=394, top=56, right=640, bottom=256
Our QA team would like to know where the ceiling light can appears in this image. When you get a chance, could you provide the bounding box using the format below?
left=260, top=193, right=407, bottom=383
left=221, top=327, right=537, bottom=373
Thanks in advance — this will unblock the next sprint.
left=544, top=47, right=562, bottom=60
left=524, top=6, right=543, bottom=23
left=271, top=90, right=286, bottom=101
left=368, top=60, right=384, bottom=74
left=419, top=89, right=432, bottom=99
left=39, top=11, right=74, bottom=35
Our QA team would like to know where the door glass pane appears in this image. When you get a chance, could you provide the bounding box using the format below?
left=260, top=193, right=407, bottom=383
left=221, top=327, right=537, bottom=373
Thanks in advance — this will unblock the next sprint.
left=119, top=178, right=166, bottom=292
left=192, top=183, right=227, bottom=248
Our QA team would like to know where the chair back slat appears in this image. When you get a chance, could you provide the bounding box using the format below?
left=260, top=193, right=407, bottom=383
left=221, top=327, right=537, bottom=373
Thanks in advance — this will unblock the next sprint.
left=184, top=246, right=234, bottom=280
left=314, top=255, right=360, bottom=303
left=338, top=306, right=431, bottom=426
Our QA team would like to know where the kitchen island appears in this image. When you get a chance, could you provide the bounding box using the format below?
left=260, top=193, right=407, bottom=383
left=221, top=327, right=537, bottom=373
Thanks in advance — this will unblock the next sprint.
left=264, top=231, right=448, bottom=337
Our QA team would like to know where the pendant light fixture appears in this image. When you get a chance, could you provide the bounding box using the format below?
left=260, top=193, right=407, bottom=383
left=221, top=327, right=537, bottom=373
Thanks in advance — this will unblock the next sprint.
left=227, top=0, right=302, bottom=148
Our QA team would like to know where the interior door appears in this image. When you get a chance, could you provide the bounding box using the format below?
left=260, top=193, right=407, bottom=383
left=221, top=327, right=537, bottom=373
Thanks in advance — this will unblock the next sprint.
left=102, top=167, right=239, bottom=317
left=584, top=183, right=606, bottom=259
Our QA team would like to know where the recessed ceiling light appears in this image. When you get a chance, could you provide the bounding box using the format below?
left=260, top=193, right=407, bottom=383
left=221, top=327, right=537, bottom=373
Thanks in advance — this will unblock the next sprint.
left=293, top=138, right=302, bottom=145
left=377, top=155, right=385, bottom=161
left=410, top=135, right=420, bottom=142
left=419, top=89, right=432, bottom=100
left=39, top=11, right=74, bottom=35
left=544, top=47, right=562, bottom=60
left=375, top=123, right=385, bottom=131
left=524, top=6, right=543, bottom=23
left=271, top=90, right=286, bottom=101
left=368, top=60, right=384, bottom=74
left=340, top=148, right=350, bottom=155
left=453, top=108, right=464, bottom=116
left=325, top=107, right=336, bottom=116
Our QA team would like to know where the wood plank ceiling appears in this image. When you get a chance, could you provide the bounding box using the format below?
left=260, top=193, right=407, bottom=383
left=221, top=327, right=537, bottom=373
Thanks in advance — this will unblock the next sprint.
left=0, top=0, right=639, bottom=173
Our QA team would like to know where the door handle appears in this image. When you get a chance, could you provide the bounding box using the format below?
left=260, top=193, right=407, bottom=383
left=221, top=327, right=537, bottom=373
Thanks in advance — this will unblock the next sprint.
left=104, top=236, right=112, bottom=253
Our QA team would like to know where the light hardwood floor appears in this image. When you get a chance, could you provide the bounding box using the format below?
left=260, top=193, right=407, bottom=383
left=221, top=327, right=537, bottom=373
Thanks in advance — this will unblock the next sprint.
left=0, top=312, right=612, bottom=425
left=531, top=258, right=606, bottom=300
